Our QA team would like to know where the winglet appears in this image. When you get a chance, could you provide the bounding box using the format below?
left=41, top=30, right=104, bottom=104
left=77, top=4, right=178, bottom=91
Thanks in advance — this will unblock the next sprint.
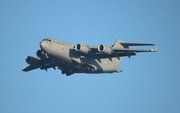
left=22, top=64, right=26, bottom=72
left=150, top=45, right=158, bottom=52
left=153, top=45, right=158, bottom=52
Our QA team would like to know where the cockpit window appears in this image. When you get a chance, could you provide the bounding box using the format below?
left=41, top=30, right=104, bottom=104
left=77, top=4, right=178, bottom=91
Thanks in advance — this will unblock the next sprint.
left=43, top=39, right=51, bottom=42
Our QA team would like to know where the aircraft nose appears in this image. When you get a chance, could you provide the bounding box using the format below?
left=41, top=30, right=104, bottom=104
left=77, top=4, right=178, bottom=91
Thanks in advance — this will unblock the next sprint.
left=40, top=41, right=45, bottom=50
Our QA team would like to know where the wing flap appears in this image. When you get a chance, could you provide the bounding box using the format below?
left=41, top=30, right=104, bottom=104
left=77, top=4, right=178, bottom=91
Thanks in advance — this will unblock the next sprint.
left=40, top=63, right=57, bottom=70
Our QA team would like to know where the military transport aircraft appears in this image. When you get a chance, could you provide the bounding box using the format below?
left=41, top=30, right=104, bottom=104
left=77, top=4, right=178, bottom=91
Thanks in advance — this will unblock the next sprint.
left=22, top=38, right=158, bottom=76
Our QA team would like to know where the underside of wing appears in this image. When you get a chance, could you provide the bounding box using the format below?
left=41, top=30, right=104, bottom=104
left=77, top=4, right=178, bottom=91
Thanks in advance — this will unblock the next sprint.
left=114, top=48, right=153, bottom=52
left=120, top=42, right=155, bottom=46
left=113, top=44, right=158, bottom=53
left=22, top=65, right=40, bottom=72
left=89, top=52, right=136, bottom=59
left=22, top=57, right=57, bottom=72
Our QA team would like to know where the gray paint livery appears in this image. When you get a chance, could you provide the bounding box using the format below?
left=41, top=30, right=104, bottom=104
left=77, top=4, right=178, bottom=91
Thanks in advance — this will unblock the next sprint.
left=22, top=38, right=158, bottom=76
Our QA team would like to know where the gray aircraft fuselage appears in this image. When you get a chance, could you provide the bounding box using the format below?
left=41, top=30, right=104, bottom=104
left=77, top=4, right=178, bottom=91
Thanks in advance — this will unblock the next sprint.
left=22, top=38, right=157, bottom=76
left=39, top=38, right=121, bottom=74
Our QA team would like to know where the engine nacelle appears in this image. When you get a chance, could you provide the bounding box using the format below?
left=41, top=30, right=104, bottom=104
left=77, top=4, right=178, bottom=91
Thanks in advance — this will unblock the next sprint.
left=75, top=44, right=90, bottom=54
left=98, top=44, right=113, bottom=55
left=26, top=56, right=40, bottom=65
left=36, top=50, right=45, bottom=58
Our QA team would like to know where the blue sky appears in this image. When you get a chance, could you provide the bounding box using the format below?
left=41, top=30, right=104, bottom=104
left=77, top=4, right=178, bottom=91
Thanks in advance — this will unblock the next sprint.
left=0, top=0, right=180, bottom=113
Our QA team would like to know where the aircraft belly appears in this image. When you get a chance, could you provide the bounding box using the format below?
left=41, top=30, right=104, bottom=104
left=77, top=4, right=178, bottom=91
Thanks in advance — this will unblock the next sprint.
left=70, top=57, right=120, bottom=73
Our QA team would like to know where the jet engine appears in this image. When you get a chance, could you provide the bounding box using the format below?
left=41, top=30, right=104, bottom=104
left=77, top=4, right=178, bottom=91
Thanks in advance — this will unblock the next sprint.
left=98, top=44, right=113, bottom=55
left=75, top=44, right=90, bottom=54
left=26, top=56, right=40, bottom=65
left=36, top=50, right=45, bottom=58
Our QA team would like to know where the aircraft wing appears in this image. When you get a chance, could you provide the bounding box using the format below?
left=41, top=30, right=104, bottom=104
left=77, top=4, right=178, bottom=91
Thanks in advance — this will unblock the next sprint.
left=86, top=44, right=158, bottom=58
left=114, top=44, right=158, bottom=52
left=89, top=52, right=136, bottom=59
left=88, top=46, right=99, bottom=53
left=22, top=57, right=57, bottom=72
left=22, top=65, right=40, bottom=72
